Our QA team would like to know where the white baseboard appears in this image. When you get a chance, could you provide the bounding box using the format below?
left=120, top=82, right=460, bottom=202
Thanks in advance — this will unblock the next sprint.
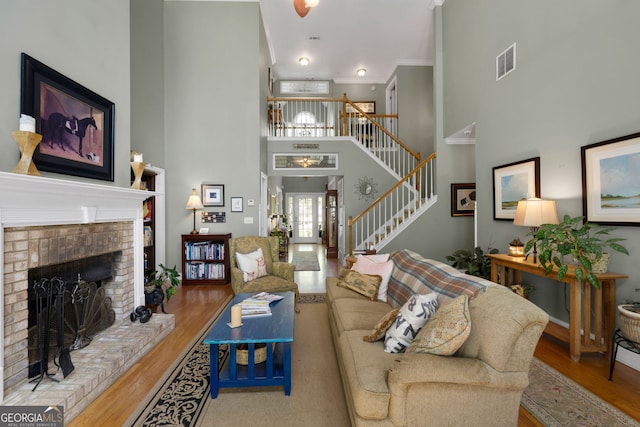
left=548, top=317, right=640, bottom=372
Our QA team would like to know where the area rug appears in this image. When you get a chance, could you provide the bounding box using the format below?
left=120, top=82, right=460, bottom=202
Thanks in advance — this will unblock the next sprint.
left=522, top=358, right=640, bottom=426
left=125, top=294, right=335, bottom=427
left=125, top=295, right=232, bottom=427
left=291, top=251, right=320, bottom=271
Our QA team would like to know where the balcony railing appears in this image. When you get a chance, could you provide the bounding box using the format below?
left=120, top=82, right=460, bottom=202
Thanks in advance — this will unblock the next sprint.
left=268, top=95, right=420, bottom=177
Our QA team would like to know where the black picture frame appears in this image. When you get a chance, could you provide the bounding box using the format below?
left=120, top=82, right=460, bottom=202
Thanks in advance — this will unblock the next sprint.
left=492, top=157, right=540, bottom=221
left=202, top=184, right=225, bottom=207
left=20, top=53, right=115, bottom=181
left=451, top=183, right=476, bottom=217
left=581, top=132, right=640, bottom=226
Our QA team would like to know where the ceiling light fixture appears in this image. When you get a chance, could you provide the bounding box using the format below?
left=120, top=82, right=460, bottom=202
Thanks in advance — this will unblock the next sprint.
left=357, top=68, right=366, bottom=77
left=299, top=57, right=310, bottom=66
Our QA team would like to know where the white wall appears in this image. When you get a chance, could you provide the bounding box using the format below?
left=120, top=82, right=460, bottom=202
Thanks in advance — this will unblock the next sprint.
left=0, top=0, right=131, bottom=187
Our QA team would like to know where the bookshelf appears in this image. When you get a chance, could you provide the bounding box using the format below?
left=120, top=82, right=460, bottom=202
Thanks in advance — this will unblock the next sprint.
left=141, top=171, right=156, bottom=278
left=182, top=233, right=231, bottom=285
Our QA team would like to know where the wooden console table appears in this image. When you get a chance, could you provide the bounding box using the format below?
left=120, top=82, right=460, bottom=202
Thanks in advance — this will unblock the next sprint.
left=487, top=253, right=627, bottom=362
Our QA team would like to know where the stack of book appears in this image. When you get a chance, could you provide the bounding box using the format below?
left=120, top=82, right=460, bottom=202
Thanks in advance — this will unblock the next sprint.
left=239, top=292, right=284, bottom=318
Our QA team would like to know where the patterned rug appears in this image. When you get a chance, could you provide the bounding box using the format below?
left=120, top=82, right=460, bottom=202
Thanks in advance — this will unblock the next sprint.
left=522, top=358, right=639, bottom=426
left=291, top=251, right=320, bottom=271
left=125, top=294, right=325, bottom=427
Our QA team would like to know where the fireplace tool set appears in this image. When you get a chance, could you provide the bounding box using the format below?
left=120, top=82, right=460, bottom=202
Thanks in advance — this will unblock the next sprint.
left=29, top=275, right=115, bottom=391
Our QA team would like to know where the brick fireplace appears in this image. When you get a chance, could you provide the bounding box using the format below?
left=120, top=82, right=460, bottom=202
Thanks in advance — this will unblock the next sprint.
left=0, top=171, right=173, bottom=420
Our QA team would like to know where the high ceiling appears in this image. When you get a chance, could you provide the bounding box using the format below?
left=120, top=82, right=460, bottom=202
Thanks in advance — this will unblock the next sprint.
left=260, top=0, right=435, bottom=84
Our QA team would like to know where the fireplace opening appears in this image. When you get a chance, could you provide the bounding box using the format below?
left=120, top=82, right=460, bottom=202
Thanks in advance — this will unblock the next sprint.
left=27, top=254, right=117, bottom=380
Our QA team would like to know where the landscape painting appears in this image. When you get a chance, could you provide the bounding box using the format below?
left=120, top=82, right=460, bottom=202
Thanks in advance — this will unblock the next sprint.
left=582, top=133, right=640, bottom=225
left=493, top=157, right=540, bottom=220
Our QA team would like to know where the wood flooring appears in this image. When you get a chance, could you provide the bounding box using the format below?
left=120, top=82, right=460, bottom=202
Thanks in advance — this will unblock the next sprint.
left=68, top=247, right=640, bottom=426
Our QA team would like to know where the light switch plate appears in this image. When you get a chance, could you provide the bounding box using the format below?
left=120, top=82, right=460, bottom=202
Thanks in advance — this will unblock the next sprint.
left=244, top=217, right=253, bottom=224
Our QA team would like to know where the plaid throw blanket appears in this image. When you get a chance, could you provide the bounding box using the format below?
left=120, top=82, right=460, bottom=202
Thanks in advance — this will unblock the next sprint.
left=386, top=249, right=491, bottom=309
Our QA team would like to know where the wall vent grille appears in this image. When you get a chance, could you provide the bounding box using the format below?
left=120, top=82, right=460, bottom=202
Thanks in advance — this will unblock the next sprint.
left=496, top=43, right=516, bottom=81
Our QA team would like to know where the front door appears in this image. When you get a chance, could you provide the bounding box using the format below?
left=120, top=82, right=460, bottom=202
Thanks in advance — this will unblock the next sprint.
left=291, top=194, right=322, bottom=244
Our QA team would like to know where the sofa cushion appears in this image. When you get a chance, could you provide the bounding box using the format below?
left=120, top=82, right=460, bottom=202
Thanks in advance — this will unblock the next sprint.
left=386, top=249, right=491, bottom=309
left=338, top=330, right=397, bottom=420
left=406, top=294, right=471, bottom=356
left=384, top=293, right=439, bottom=353
left=337, top=270, right=382, bottom=301
left=235, top=247, right=268, bottom=282
left=332, top=298, right=394, bottom=336
left=327, top=277, right=370, bottom=304
left=363, top=309, right=399, bottom=342
left=352, top=254, right=393, bottom=302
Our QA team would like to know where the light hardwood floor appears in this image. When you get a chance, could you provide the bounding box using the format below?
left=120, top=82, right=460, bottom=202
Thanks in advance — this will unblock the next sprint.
left=69, top=245, right=640, bottom=426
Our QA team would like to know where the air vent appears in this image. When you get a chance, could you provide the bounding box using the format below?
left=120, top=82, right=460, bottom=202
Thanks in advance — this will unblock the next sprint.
left=496, top=43, right=516, bottom=81
left=280, top=80, right=330, bottom=95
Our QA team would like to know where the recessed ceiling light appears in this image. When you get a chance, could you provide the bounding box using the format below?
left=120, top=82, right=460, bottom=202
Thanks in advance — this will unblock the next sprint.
left=299, top=57, right=310, bottom=66
left=357, top=68, right=366, bottom=77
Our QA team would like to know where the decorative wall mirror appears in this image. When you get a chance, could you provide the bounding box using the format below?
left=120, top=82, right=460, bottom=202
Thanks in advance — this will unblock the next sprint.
left=355, top=177, right=378, bottom=201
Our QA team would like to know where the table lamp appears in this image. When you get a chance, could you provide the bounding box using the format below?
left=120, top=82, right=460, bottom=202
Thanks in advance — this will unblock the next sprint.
left=185, top=188, right=204, bottom=234
left=513, top=197, right=559, bottom=263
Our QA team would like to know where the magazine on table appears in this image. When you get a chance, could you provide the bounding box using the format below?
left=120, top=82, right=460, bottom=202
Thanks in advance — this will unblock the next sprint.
left=239, top=292, right=284, bottom=318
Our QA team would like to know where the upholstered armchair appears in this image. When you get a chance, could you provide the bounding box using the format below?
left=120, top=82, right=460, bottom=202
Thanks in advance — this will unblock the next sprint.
left=229, top=236, right=299, bottom=312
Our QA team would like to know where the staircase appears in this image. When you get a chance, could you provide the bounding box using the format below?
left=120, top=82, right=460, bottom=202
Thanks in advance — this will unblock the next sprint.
left=267, top=95, right=437, bottom=255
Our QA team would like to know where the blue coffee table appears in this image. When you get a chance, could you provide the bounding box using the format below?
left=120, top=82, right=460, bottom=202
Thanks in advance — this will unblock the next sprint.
left=203, top=291, right=295, bottom=398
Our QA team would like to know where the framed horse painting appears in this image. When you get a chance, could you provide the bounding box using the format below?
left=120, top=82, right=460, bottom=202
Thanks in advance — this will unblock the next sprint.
left=20, top=53, right=115, bottom=181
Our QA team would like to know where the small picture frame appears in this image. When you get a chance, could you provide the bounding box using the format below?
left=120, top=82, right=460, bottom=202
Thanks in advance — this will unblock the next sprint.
left=199, top=227, right=209, bottom=234
left=346, top=101, right=376, bottom=115
left=451, top=183, right=476, bottom=216
left=231, top=197, right=243, bottom=212
left=202, top=184, right=224, bottom=207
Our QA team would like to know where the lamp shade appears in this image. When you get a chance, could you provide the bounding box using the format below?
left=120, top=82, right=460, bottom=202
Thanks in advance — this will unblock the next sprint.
left=513, top=198, right=559, bottom=227
left=185, top=188, right=204, bottom=210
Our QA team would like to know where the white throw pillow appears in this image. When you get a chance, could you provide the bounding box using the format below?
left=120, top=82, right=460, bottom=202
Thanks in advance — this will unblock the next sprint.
left=235, top=248, right=268, bottom=282
left=384, top=293, right=439, bottom=353
left=352, top=254, right=393, bottom=302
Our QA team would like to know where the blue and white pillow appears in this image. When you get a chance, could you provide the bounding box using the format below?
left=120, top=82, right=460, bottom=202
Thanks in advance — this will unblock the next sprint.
left=384, top=293, right=439, bottom=353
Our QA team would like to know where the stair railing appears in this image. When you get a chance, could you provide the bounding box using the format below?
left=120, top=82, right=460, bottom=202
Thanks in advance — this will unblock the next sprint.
left=348, top=152, right=437, bottom=256
left=342, top=94, right=421, bottom=178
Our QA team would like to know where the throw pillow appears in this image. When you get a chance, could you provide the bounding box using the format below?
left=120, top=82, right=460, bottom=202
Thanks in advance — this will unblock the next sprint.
left=362, top=309, right=400, bottom=342
left=384, top=293, right=439, bottom=353
left=337, top=270, right=382, bottom=300
left=235, top=248, right=268, bottom=282
left=352, top=255, right=393, bottom=302
left=406, top=294, right=471, bottom=356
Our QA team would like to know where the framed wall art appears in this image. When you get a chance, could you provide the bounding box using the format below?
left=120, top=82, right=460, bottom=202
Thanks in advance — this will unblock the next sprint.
left=20, top=53, right=115, bottom=181
left=231, top=197, right=243, bottom=212
left=581, top=132, right=640, bottom=226
left=202, top=184, right=224, bottom=207
left=346, top=101, right=375, bottom=115
left=493, top=157, right=540, bottom=220
left=451, top=183, right=476, bottom=217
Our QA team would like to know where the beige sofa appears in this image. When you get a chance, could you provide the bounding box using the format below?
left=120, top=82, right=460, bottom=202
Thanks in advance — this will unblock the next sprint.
left=327, top=249, right=548, bottom=427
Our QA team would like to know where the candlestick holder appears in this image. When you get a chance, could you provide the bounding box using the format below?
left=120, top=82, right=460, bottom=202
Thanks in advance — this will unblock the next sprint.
left=12, top=130, right=42, bottom=176
left=131, top=161, right=145, bottom=189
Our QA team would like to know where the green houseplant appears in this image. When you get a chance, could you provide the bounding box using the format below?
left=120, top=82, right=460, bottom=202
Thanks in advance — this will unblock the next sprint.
left=145, top=264, right=181, bottom=301
left=446, top=246, right=498, bottom=280
left=524, top=215, right=628, bottom=288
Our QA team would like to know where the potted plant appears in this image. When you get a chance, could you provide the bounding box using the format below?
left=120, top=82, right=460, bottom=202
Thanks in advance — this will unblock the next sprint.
left=446, top=246, right=498, bottom=280
left=618, top=301, right=640, bottom=347
left=145, top=264, right=180, bottom=312
left=507, top=283, right=535, bottom=299
left=524, top=215, right=628, bottom=288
